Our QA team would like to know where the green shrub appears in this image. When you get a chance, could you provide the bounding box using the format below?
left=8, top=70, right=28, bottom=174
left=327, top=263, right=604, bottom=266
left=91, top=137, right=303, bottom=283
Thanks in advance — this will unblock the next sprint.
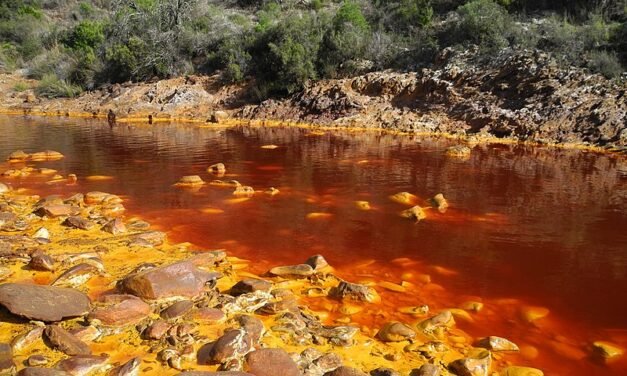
left=35, top=74, right=83, bottom=98
left=0, top=43, right=20, bottom=72
left=13, top=81, right=29, bottom=92
left=63, top=21, right=104, bottom=53
left=456, top=0, right=511, bottom=50
left=587, top=50, right=623, bottom=79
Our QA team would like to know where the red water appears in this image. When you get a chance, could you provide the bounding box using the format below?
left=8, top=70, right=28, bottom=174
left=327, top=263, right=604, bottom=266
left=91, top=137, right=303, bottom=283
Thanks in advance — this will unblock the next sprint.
left=1, top=115, right=626, bottom=374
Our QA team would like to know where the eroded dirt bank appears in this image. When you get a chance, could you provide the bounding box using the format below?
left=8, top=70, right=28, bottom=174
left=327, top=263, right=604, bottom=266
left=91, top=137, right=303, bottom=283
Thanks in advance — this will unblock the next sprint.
left=1, top=49, right=625, bottom=151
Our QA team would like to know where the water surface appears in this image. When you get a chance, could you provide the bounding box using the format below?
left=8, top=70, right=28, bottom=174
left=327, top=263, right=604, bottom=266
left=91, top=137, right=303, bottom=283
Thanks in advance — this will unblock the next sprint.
left=1, top=115, right=626, bottom=375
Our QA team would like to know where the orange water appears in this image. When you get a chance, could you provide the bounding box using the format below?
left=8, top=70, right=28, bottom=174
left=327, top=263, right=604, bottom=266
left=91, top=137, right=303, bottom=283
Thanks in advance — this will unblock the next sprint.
left=1, top=115, right=626, bottom=375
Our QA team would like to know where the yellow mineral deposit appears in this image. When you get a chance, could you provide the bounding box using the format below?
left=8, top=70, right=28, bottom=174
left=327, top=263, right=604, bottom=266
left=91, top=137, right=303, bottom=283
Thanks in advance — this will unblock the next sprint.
left=306, top=212, right=333, bottom=220
left=85, top=175, right=114, bottom=181
left=354, top=200, right=371, bottom=210
left=521, top=306, right=550, bottom=322
left=174, top=175, right=205, bottom=187
left=260, top=144, right=279, bottom=149
left=200, top=207, right=225, bottom=214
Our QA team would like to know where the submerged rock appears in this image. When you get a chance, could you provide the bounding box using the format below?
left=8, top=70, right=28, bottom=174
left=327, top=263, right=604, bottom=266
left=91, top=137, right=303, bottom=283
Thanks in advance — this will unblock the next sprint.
left=109, top=357, right=141, bottom=376
left=44, top=325, right=91, bottom=355
left=208, top=163, right=226, bottom=174
left=429, top=194, right=448, bottom=213
left=445, top=146, right=471, bottom=158
left=233, top=186, right=255, bottom=197
left=410, top=364, right=440, bottom=376
left=325, top=366, right=368, bottom=376
left=118, top=260, right=219, bottom=300
left=18, top=368, right=71, bottom=376
left=592, top=341, right=624, bottom=362
left=0, top=283, right=90, bottom=322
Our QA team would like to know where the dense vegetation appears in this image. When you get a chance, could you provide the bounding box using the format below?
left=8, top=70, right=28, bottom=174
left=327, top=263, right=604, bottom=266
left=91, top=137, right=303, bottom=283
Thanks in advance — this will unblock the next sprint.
left=1, top=0, right=625, bottom=98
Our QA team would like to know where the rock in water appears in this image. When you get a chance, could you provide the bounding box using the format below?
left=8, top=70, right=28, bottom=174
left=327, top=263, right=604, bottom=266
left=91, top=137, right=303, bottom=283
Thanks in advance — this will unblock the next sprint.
left=325, top=367, right=368, bottom=376
left=230, top=279, right=272, bottom=296
left=198, top=329, right=252, bottom=364
left=17, top=368, right=71, bottom=376
left=44, top=325, right=91, bottom=355
left=476, top=336, right=519, bottom=352
left=0, top=283, right=90, bottom=322
left=376, top=322, right=416, bottom=342
left=501, top=367, right=544, bottom=376
left=244, top=348, right=300, bottom=376
left=109, top=357, right=141, bottom=376
left=329, top=281, right=380, bottom=303
left=448, top=350, right=491, bottom=376
left=411, top=364, right=440, bottom=376
left=118, top=260, right=220, bottom=300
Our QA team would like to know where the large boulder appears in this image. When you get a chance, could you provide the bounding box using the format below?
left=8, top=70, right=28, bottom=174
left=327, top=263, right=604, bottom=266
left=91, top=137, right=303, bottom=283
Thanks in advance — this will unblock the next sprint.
left=118, top=261, right=220, bottom=300
left=0, top=283, right=90, bottom=322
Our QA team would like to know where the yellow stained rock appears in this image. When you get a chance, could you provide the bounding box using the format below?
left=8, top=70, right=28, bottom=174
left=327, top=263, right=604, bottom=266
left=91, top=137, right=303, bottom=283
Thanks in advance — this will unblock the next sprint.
left=265, top=187, right=280, bottom=196
left=354, top=201, right=371, bottom=210
left=225, top=197, right=250, bottom=204
left=400, top=205, right=426, bottom=221
left=448, top=308, right=474, bottom=323
left=431, top=265, right=458, bottom=276
left=339, top=304, right=363, bottom=315
left=378, top=281, right=406, bottom=293
left=390, top=192, right=418, bottom=206
left=306, top=212, right=333, bottom=220
left=592, top=341, right=624, bottom=361
left=261, top=144, right=279, bottom=149
left=502, top=366, right=544, bottom=376
left=175, top=175, right=205, bottom=186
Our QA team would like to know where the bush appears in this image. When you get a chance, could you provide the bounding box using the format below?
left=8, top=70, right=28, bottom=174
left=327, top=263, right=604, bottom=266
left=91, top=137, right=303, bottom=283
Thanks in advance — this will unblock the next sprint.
left=251, top=11, right=327, bottom=95
left=63, top=21, right=104, bottom=53
left=456, top=0, right=511, bottom=51
left=13, top=81, right=29, bottom=92
left=35, top=74, right=83, bottom=98
left=318, top=1, right=371, bottom=77
left=587, top=50, right=623, bottom=79
left=0, top=43, right=20, bottom=72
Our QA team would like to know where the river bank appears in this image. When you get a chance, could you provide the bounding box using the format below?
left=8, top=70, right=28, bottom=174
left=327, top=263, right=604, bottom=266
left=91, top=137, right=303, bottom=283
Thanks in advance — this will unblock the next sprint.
left=1, top=49, right=625, bottom=152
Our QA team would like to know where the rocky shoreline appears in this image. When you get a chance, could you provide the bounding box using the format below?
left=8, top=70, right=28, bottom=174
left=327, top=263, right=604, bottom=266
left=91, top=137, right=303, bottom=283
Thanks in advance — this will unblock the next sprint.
left=0, top=148, right=571, bottom=376
left=1, top=49, right=625, bottom=153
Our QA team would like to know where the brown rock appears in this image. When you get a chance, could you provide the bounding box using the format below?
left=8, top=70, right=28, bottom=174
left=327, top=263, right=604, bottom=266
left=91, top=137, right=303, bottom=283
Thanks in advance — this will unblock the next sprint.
left=118, top=260, right=219, bottom=300
left=29, top=250, right=55, bottom=271
left=89, top=294, right=151, bottom=326
left=305, top=254, right=330, bottom=271
left=325, top=366, right=368, bottom=376
left=144, top=320, right=171, bottom=340
left=235, top=315, right=265, bottom=344
left=35, top=204, right=79, bottom=217
left=197, top=329, right=252, bottom=364
left=188, top=251, right=227, bottom=267
left=230, top=279, right=272, bottom=296
left=0, top=343, right=15, bottom=374
left=84, top=192, right=109, bottom=205
left=177, top=373, right=253, bottom=376
left=102, top=218, right=127, bottom=235
left=11, top=326, right=44, bottom=352
left=7, top=150, right=29, bottom=161
left=26, top=354, right=48, bottom=366
left=448, top=351, right=491, bottom=376
left=68, top=325, right=101, bottom=342
left=128, top=231, right=166, bottom=247
left=51, top=264, right=98, bottom=287
left=376, top=321, right=416, bottom=342
left=370, top=368, right=400, bottom=376
left=410, top=364, right=440, bottom=376
left=17, top=368, right=71, bottom=376
left=314, top=353, right=342, bottom=372
left=244, top=348, right=300, bottom=376
left=63, top=216, right=95, bottom=230
left=208, top=163, right=226, bottom=173
left=476, top=336, right=519, bottom=352
left=161, top=300, right=193, bottom=319
left=0, top=283, right=90, bottom=322
left=269, top=264, right=314, bottom=278
left=193, top=308, right=226, bottom=323
left=109, top=357, right=141, bottom=376
left=177, top=175, right=205, bottom=185
left=56, top=355, right=108, bottom=375
left=329, top=281, right=380, bottom=303
left=44, top=325, right=91, bottom=355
